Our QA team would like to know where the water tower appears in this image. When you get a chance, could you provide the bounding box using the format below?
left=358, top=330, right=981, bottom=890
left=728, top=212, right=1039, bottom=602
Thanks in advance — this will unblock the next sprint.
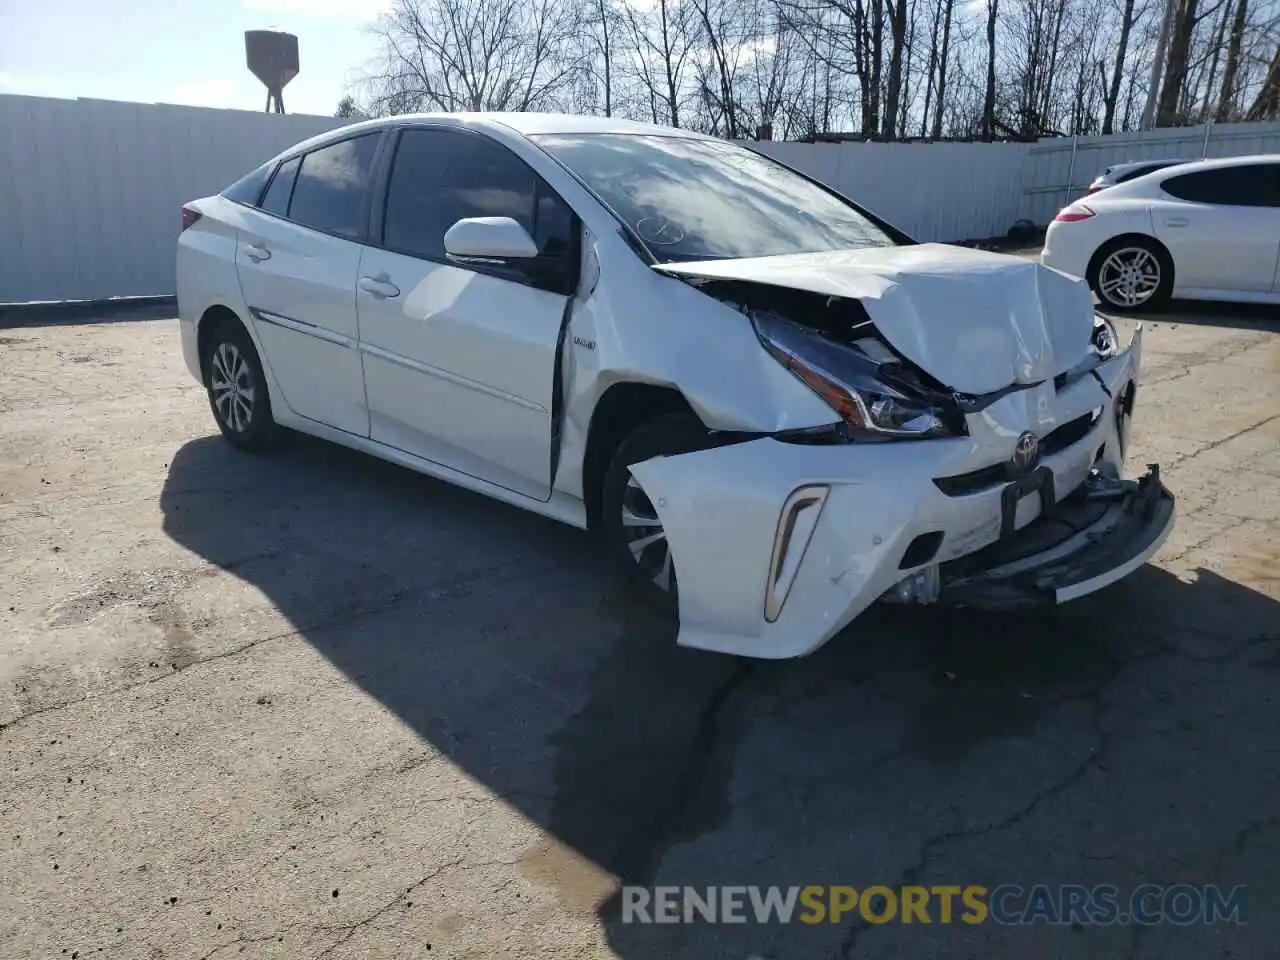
left=245, top=30, right=299, bottom=114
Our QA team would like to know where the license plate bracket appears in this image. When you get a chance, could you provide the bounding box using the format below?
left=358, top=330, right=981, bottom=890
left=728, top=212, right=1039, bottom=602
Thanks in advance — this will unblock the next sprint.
left=1001, top=466, right=1056, bottom=539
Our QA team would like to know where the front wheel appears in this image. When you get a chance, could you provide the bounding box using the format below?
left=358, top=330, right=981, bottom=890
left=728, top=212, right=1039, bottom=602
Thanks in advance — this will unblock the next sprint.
left=202, top=322, right=279, bottom=453
left=1089, top=238, right=1173, bottom=312
left=599, top=414, right=708, bottom=612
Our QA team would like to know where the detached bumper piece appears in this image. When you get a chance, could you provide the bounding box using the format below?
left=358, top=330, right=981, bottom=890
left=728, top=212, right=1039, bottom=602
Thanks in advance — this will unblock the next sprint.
left=936, top=465, right=1175, bottom=609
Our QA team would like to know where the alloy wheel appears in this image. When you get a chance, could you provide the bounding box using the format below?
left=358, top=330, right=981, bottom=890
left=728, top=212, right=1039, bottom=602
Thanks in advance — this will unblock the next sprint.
left=209, top=342, right=256, bottom=433
left=620, top=473, right=674, bottom=592
left=1097, top=247, right=1161, bottom=308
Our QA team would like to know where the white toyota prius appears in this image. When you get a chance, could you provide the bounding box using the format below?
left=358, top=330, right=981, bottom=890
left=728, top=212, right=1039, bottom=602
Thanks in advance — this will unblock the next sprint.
left=177, top=113, right=1175, bottom=659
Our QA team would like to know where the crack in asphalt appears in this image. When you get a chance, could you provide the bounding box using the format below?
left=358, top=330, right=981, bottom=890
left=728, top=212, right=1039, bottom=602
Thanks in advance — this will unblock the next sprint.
left=612, top=659, right=757, bottom=888
left=836, top=692, right=1109, bottom=959
left=309, top=857, right=467, bottom=959
left=197, top=934, right=283, bottom=960
left=1165, top=413, right=1278, bottom=469
left=827, top=617, right=1278, bottom=958
left=0, top=557, right=550, bottom=736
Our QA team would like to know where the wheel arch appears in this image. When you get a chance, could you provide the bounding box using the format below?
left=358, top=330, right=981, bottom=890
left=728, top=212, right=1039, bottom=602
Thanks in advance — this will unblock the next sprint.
left=581, top=381, right=701, bottom=533
left=196, top=304, right=249, bottom=378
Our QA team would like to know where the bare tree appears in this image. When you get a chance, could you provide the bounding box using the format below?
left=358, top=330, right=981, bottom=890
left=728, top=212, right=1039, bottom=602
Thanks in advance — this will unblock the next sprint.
left=365, top=0, right=582, bottom=114
left=1215, top=0, right=1250, bottom=117
left=583, top=0, right=617, bottom=116
left=1247, top=41, right=1280, bottom=119
left=1102, top=0, right=1142, bottom=132
left=351, top=0, right=1280, bottom=137
left=982, top=0, right=999, bottom=138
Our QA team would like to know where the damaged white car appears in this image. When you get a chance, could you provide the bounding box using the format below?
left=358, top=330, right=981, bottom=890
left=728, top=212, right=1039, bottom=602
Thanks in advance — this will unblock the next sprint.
left=177, top=113, right=1175, bottom=659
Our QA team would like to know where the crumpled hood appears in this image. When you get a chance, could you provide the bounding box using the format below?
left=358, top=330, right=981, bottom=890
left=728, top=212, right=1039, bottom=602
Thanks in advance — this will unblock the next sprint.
left=656, top=243, right=1095, bottom=396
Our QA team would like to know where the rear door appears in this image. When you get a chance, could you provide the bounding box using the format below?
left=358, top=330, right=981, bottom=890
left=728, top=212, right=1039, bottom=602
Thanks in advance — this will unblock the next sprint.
left=234, top=132, right=383, bottom=436
left=355, top=126, right=578, bottom=501
left=1155, top=163, right=1280, bottom=293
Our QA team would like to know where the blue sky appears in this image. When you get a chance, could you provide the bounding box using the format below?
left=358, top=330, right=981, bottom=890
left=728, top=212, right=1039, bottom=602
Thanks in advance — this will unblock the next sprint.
left=0, top=0, right=389, bottom=117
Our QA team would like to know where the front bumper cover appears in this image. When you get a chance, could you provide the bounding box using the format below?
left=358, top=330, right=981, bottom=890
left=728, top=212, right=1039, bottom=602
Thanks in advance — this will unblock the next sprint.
left=630, top=329, right=1170, bottom=659
left=933, top=464, right=1174, bottom=609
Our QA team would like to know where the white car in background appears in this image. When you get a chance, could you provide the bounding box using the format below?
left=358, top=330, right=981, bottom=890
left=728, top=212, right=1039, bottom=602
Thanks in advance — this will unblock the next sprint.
left=177, top=113, right=1174, bottom=659
left=1044, top=154, right=1280, bottom=311
left=1083, top=158, right=1193, bottom=196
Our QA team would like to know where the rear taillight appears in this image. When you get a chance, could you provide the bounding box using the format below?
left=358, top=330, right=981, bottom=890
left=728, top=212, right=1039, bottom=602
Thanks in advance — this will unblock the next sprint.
left=1054, top=204, right=1096, bottom=223
left=1084, top=185, right=1101, bottom=194
left=181, top=206, right=203, bottom=231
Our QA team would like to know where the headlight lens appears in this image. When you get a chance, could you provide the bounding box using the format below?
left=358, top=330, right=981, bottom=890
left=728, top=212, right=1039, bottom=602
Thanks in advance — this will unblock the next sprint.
left=751, top=309, right=961, bottom=440
left=1092, top=315, right=1118, bottom=359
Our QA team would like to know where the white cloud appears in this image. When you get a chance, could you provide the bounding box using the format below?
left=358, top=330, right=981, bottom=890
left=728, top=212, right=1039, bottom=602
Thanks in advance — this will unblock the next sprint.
left=241, top=0, right=392, bottom=17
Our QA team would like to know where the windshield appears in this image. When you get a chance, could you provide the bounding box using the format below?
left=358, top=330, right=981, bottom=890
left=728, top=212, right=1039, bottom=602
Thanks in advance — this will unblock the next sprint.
left=531, top=133, right=898, bottom=262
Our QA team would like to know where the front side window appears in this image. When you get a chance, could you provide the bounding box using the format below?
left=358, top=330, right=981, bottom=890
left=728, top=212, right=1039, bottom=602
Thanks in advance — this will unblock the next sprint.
left=260, top=156, right=300, bottom=217
left=1162, top=165, right=1279, bottom=207
left=288, top=134, right=381, bottom=239
left=532, top=133, right=898, bottom=262
left=383, top=128, right=548, bottom=261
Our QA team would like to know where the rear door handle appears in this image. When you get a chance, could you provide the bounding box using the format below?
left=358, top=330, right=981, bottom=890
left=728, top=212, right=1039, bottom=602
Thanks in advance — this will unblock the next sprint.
left=243, top=243, right=272, bottom=262
left=1165, top=217, right=1189, bottom=228
left=358, top=274, right=401, bottom=299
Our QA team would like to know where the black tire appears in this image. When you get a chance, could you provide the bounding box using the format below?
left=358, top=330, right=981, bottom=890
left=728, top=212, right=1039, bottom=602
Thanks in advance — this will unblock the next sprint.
left=600, top=414, right=709, bottom=612
left=201, top=320, right=279, bottom=453
left=1088, top=237, right=1174, bottom=313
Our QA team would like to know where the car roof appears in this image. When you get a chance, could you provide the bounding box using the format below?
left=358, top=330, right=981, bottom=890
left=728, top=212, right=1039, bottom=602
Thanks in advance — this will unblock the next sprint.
left=277, top=111, right=716, bottom=161
left=1104, top=158, right=1188, bottom=173
left=1137, top=153, right=1280, bottom=175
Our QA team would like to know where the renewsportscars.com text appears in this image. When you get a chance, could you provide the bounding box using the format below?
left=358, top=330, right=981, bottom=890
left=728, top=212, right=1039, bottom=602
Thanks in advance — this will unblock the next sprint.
left=621, top=884, right=1246, bottom=926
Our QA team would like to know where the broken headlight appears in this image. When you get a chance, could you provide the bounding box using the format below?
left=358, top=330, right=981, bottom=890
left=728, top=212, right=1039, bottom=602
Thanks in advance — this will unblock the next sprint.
left=1092, top=315, right=1118, bottom=359
left=750, top=309, right=963, bottom=440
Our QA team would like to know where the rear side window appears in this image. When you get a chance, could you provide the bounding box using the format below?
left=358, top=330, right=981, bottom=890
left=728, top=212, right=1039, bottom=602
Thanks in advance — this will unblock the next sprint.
left=260, top=157, right=300, bottom=217
left=382, top=128, right=541, bottom=261
left=288, top=134, right=381, bottom=239
left=1161, top=165, right=1279, bottom=207
left=221, top=163, right=271, bottom=205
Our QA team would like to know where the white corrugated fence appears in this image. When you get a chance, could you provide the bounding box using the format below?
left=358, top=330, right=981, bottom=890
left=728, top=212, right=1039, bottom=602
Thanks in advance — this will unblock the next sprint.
left=2, top=94, right=1278, bottom=303
left=0, top=95, right=344, bottom=303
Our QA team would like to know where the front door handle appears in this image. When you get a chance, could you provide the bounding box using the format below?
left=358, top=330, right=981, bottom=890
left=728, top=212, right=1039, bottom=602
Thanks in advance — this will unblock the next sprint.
left=1165, top=217, right=1189, bottom=228
left=358, top=274, right=401, bottom=299
left=243, top=243, right=272, bottom=262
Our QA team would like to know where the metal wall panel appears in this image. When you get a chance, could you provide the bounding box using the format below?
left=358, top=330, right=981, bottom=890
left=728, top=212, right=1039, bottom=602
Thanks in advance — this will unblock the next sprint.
left=747, top=139, right=1031, bottom=242
left=2, top=93, right=1277, bottom=303
left=1019, top=120, right=1280, bottom=226
left=0, top=95, right=345, bottom=303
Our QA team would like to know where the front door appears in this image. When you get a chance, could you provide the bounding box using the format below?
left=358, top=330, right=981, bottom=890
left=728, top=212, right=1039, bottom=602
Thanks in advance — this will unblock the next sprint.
left=355, top=126, right=578, bottom=500
left=1156, top=162, right=1280, bottom=294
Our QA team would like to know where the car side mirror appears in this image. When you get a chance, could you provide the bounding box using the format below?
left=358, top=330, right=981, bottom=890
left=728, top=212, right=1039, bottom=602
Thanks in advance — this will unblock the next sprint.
left=443, top=217, right=538, bottom=262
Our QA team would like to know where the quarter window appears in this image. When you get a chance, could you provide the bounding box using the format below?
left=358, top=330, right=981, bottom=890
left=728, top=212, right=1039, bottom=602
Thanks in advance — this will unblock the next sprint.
left=288, top=134, right=381, bottom=239
left=221, top=163, right=271, bottom=206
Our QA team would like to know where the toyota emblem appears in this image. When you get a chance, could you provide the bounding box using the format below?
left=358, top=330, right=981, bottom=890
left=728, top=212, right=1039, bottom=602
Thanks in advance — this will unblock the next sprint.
left=1008, top=431, right=1040, bottom=477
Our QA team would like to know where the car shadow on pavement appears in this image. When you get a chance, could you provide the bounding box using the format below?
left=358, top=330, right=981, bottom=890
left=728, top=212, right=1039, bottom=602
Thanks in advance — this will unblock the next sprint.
left=160, top=433, right=1280, bottom=959
left=1108, top=300, right=1277, bottom=332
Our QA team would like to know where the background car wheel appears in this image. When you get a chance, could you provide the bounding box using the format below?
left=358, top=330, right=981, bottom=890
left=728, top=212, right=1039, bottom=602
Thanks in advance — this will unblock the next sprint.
left=201, top=321, right=278, bottom=453
left=600, top=414, right=708, bottom=612
left=1088, top=237, right=1173, bottom=312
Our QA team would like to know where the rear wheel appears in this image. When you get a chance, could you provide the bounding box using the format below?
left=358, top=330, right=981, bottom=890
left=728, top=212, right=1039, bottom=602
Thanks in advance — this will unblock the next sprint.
left=202, top=321, right=279, bottom=452
left=599, top=414, right=708, bottom=612
left=1089, top=238, right=1173, bottom=312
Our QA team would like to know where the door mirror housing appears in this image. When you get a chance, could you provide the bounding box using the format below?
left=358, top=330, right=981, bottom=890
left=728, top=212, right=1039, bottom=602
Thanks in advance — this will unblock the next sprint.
left=443, top=217, right=538, bottom=261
